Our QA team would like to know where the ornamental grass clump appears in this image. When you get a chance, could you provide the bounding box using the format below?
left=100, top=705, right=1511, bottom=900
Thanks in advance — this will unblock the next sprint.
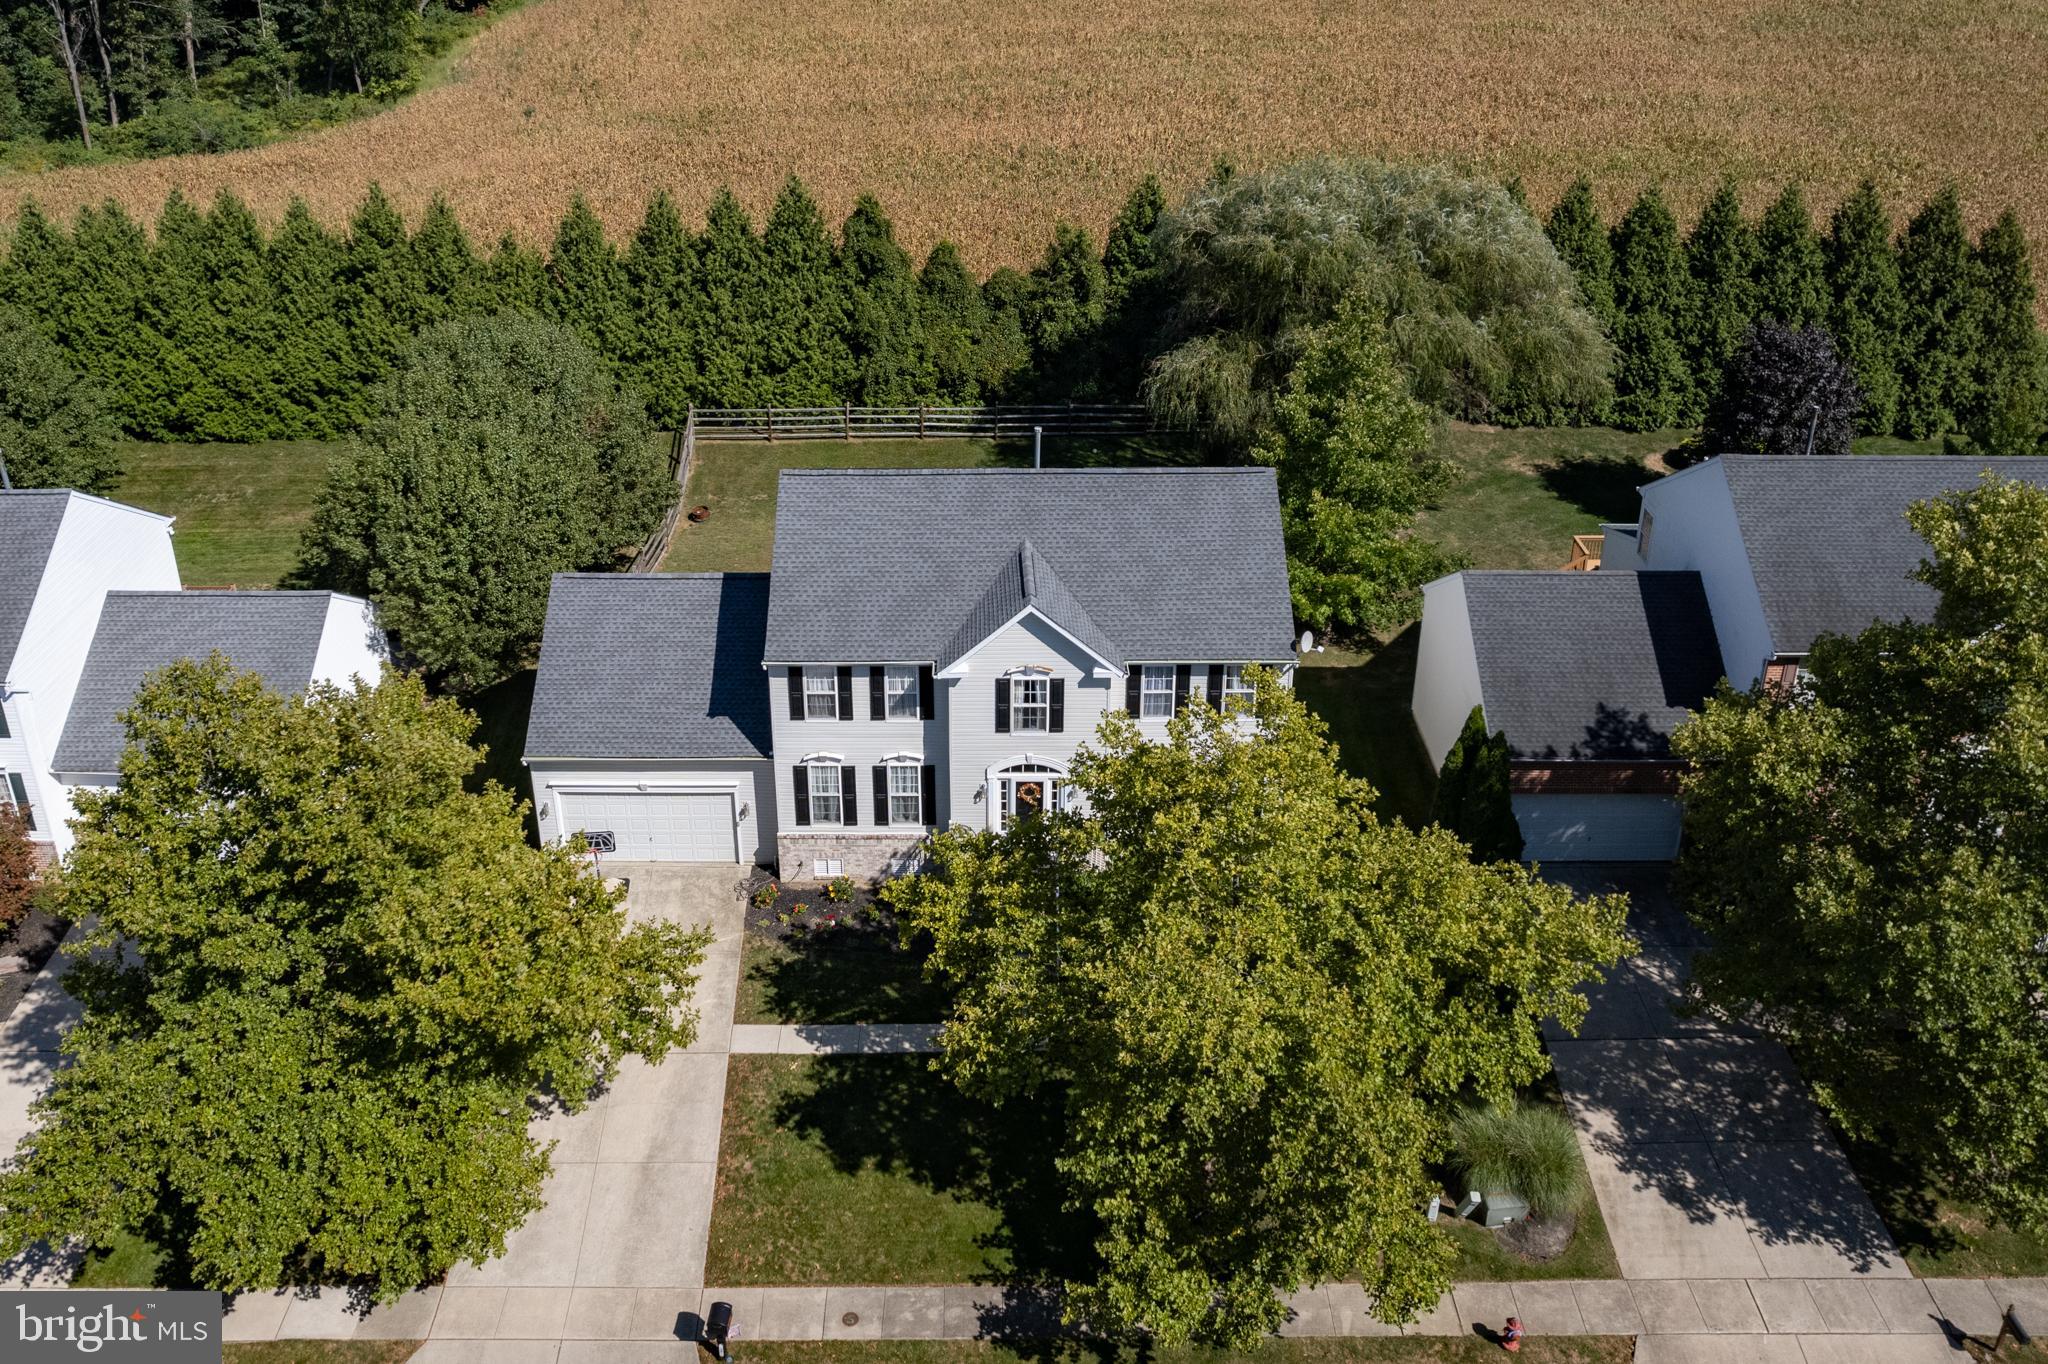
left=1449, top=1101, right=1587, bottom=1219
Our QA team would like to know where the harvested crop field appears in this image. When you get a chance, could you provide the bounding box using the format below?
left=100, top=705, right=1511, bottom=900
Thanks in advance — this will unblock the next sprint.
left=4, top=0, right=2044, bottom=271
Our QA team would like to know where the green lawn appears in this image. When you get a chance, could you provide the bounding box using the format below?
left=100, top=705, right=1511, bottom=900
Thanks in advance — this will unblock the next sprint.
left=708, top=1053, right=1093, bottom=1285
left=225, top=1346, right=418, bottom=1363
left=1838, top=1131, right=2048, bottom=1277
left=71, top=1227, right=173, bottom=1288
left=1296, top=634, right=1434, bottom=828
left=112, top=439, right=340, bottom=587
left=736, top=929, right=950, bottom=1026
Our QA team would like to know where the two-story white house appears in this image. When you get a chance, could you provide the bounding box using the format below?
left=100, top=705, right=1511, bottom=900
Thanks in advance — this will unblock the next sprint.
left=1412, top=454, right=2048, bottom=863
left=524, top=467, right=1298, bottom=879
left=1, top=489, right=180, bottom=859
left=1, top=487, right=386, bottom=860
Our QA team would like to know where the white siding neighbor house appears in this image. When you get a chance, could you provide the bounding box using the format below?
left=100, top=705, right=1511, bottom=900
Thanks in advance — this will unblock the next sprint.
left=50, top=589, right=385, bottom=794
left=526, top=468, right=1297, bottom=879
left=1411, top=454, right=2048, bottom=862
left=0, top=490, right=180, bottom=858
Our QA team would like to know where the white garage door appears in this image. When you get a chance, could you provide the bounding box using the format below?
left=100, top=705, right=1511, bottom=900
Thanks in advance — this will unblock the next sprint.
left=564, top=791, right=737, bottom=862
left=1512, top=795, right=1682, bottom=863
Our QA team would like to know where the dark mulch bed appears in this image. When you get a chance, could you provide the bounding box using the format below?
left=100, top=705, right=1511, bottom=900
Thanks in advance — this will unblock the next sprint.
left=1499, top=1209, right=1578, bottom=1261
left=736, top=871, right=950, bottom=1025
left=741, top=869, right=898, bottom=942
left=0, top=900, right=73, bottom=1024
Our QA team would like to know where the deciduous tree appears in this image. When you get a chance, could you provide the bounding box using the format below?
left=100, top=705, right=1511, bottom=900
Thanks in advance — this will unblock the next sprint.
left=0, top=659, right=708, bottom=1297
left=292, top=313, right=668, bottom=691
left=890, top=676, right=1631, bottom=1346
left=1702, top=320, right=1861, bottom=457
left=1675, top=475, right=2048, bottom=1222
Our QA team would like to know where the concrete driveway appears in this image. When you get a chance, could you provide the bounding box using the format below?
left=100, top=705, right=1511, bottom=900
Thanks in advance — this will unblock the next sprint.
left=0, top=925, right=92, bottom=1287
left=1542, top=865, right=1908, bottom=1281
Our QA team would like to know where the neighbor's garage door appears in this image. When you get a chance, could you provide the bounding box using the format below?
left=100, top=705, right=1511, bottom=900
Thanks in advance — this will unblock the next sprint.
left=565, top=791, right=737, bottom=862
left=1512, top=795, right=1682, bottom=863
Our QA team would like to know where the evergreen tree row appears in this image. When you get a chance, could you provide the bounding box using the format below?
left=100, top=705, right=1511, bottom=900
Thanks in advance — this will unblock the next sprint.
left=0, top=177, right=1158, bottom=440
left=1545, top=178, right=2041, bottom=441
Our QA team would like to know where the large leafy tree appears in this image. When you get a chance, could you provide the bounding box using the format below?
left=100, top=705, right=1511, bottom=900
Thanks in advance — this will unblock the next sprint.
left=292, top=312, right=669, bottom=692
left=1702, top=320, right=1862, bottom=457
left=1674, top=475, right=2048, bottom=1221
left=890, top=676, right=1631, bottom=1346
left=0, top=303, right=121, bottom=491
left=1145, top=158, right=1610, bottom=437
left=0, top=659, right=708, bottom=1296
left=1251, top=299, right=1462, bottom=635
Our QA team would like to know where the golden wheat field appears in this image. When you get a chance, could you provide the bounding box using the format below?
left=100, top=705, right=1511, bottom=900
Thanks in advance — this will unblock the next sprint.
left=4, top=0, right=2046, bottom=269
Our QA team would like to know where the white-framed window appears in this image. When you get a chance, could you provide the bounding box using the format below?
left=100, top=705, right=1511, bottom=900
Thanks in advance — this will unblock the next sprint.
left=804, top=670, right=839, bottom=720
left=814, top=857, right=844, bottom=878
left=1141, top=665, right=1175, bottom=718
left=807, top=764, right=842, bottom=824
left=0, top=767, right=29, bottom=832
left=888, top=764, right=924, bottom=825
left=1012, top=676, right=1050, bottom=732
left=1221, top=664, right=1255, bottom=711
left=884, top=665, right=921, bottom=721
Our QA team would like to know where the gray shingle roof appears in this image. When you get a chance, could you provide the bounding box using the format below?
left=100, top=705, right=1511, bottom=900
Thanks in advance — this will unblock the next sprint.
left=51, top=590, right=338, bottom=776
left=763, top=469, right=1296, bottom=665
left=938, top=539, right=1121, bottom=671
left=0, top=491, right=71, bottom=679
left=525, top=573, right=772, bottom=760
left=1718, top=455, right=2048, bottom=654
left=1464, top=571, right=1724, bottom=761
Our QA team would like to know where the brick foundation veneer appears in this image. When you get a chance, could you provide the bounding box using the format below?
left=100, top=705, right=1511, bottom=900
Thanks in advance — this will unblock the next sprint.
left=1508, top=761, right=1686, bottom=795
left=777, top=831, right=930, bottom=883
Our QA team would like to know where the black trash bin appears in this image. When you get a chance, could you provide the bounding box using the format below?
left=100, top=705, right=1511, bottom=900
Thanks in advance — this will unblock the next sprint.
left=704, top=1300, right=735, bottom=1360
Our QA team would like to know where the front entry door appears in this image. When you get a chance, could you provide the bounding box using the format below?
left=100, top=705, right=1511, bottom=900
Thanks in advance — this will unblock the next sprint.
left=1001, top=775, right=1060, bottom=825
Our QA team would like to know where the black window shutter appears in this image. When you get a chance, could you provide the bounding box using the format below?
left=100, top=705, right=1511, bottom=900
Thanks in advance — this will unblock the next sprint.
left=792, top=766, right=811, bottom=826
left=787, top=668, right=804, bottom=721
left=1125, top=669, right=1141, bottom=714
left=841, top=765, right=858, bottom=825
left=1174, top=664, right=1192, bottom=712
left=836, top=666, right=854, bottom=720
left=921, top=763, right=937, bottom=826
left=7, top=772, right=30, bottom=830
left=1049, top=678, right=1065, bottom=732
left=873, top=766, right=890, bottom=826
left=1206, top=665, right=1224, bottom=709
left=994, top=677, right=1011, bottom=732
left=918, top=665, right=935, bottom=719
left=869, top=667, right=885, bottom=720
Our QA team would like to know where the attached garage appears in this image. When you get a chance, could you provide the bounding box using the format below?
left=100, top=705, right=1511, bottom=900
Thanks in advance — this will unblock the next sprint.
left=558, top=789, right=739, bottom=862
left=1513, top=794, right=1683, bottom=863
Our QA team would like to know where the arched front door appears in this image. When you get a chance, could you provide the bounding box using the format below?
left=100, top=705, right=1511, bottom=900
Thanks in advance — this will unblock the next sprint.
left=989, top=759, right=1065, bottom=831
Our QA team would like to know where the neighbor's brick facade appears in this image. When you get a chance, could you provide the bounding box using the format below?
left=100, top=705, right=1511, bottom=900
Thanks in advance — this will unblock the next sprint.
left=1508, top=761, right=1686, bottom=795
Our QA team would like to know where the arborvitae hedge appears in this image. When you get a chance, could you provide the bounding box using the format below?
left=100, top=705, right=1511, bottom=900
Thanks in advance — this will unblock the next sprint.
left=1543, top=178, right=2043, bottom=442
left=0, top=181, right=1093, bottom=441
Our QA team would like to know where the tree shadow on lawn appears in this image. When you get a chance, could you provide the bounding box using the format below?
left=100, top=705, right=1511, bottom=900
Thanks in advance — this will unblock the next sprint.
left=751, top=925, right=951, bottom=1025
left=1536, top=454, right=1659, bottom=526
left=775, top=1056, right=1100, bottom=1289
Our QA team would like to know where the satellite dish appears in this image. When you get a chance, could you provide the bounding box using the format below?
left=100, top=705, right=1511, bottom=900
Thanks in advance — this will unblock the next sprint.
left=1299, top=630, right=1314, bottom=654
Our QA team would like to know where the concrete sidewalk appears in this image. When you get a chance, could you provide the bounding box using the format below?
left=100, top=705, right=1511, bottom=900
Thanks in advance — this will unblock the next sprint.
left=210, top=1274, right=2048, bottom=1353
left=1541, top=867, right=1907, bottom=1281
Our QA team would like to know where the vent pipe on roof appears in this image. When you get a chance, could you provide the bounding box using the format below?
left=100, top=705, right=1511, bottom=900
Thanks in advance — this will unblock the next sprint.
left=0, top=447, right=11, bottom=491
left=1034, top=426, right=1042, bottom=469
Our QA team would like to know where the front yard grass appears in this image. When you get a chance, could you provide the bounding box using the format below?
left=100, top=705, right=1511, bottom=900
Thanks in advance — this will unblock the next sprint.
left=736, top=929, right=949, bottom=1026
left=708, top=1054, right=1092, bottom=1286
left=225, top=1346, right=418, bottom=1363
left=1838, top=1131, right=2048, bottom=1277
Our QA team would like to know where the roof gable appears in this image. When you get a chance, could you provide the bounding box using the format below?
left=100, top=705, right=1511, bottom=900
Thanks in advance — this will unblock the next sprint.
left=1717, top=455, right=2048, bottom=653
left=525, top=573, right=772, bottom=760
left=762, top=469, right=1296, bottom=665
left=1463, top=571, right=1724, bottom=761
left=51, top=590, right=338, bottom=776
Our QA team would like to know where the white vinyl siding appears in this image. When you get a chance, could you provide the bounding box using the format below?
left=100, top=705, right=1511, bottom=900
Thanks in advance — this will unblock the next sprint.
left=1140, top=665, right=1174, bottom=718
left=766, top=666, right=948, bottom=838
left=883, top=666, right=920, bottom=720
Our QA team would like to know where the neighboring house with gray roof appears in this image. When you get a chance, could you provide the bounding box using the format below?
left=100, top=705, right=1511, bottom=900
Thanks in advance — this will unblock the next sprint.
left=0, top=490, right=179, bottom=859
left=51, top=590, right=386, bottom=788
left=1413, top=453, right=2048, bottom=863
left=525, top=468, right=1296, bottom=878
